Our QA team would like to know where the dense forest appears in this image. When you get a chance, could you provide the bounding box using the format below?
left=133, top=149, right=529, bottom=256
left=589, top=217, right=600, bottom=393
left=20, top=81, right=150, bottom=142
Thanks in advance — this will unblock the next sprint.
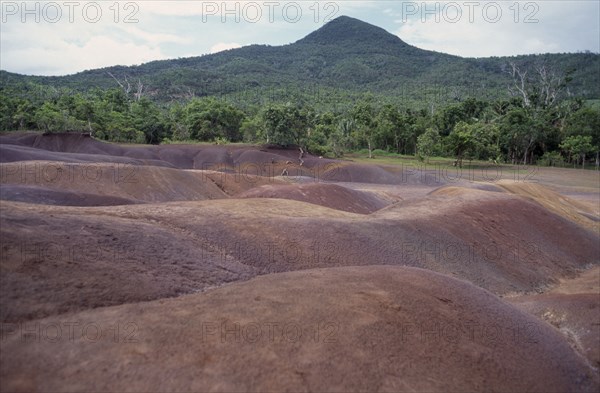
left=1, top=16, right=598, bottom=168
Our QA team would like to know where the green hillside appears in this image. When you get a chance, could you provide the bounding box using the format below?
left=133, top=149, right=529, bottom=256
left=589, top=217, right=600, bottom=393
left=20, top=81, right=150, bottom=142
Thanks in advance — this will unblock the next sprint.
left=1, top=16, right=599, bottom=169
left=1, top=16, right=598, bottom=107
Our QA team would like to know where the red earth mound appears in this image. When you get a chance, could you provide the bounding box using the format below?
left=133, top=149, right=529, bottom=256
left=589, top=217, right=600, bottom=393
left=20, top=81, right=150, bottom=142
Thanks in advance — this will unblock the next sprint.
left=0, top=200, right=258, bottom=323
left=0, top=184, right=139, bottom=206
left=0, top=143, right=172, bottom=167
left=0, top=133, right=333, bottom=170
left=321, top=161, right=429, bottom=185
left=1, top=133, right=444, bottom=186
left=0, top=162, right=228, bottom=205
left=2, top=160, right=374, bottom=209
left=237, top=182, right=392, bottom=213
left=2, top=186, right=597, bottom=323
left=1, top=132, right=598, bottom=392
left=498, top=180, right=600, bottom=234
left=31, top=132, right=117, bottom=155
left=1, top=266, right=596, bottom=393
left=199, top=170, right=290, bottom=195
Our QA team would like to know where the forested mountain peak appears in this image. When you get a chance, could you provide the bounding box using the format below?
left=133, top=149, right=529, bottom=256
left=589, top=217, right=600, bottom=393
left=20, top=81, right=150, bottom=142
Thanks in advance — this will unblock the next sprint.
left=296, top=16, right=410, bottom=48
left=1, top=15, right=598, bottom=106
left=1, top=16, right=599, bottom=167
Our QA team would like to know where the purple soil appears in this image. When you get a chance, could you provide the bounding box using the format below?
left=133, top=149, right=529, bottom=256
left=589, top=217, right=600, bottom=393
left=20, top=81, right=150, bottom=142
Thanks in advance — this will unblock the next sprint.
left=1, top=132, right=598, bottom=392
left=237, top=183, right=391, bottom=213
left=0, top=184, right=139, bottom=206
left=1, top=162, right=228, bottom=204
left=0, top=133, right=442, bottom=185
left=1, top=189, right=597, bottom=323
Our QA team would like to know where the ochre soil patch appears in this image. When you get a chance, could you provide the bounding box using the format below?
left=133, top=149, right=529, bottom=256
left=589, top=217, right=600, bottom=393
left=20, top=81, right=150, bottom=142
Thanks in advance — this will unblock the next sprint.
left=498, top=180, right=600, bottom=234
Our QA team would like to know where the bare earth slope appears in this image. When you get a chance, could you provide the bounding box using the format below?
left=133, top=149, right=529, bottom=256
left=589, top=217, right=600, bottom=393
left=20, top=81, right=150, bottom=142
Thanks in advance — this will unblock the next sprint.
left=498, top=180, right=600, bottom=234
left=237, top=182, right=392, bottom=213
left=1, top=266, right=597, bottom=393
left=509, top=267, right=600, bottom=371
left=0, top=162, right=228, bottom=205
left=2, top=186, right=597, bottom=322
left=0, top=132, right=441, bottom=185
left=1, top=133, right=599, bottom=392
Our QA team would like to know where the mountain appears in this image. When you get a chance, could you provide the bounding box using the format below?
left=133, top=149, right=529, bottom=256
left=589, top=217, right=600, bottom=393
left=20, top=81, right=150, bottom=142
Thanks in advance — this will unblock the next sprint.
left=297, top=15, right=415, bottom=47
left=1, top=16, right=599, bottom=107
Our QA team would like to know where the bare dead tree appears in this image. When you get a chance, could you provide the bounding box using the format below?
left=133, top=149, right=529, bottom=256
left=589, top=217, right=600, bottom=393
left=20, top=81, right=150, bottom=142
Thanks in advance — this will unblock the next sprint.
left=507, top=62, right=530, bottom=107
left=107, top=72, right=131, bottom=95
left=506, top=61, right=574, bottom=165
left=535, top=63, right=566, bottom=108
left=507, top=61, right=568, bottom=110
left=133, top=79, right=145, bottom=101
left=185, top=86, right=195, bottom=99
left=107, top=72, right=147, bottom=101
left=298, top=146, right=305, bottom=167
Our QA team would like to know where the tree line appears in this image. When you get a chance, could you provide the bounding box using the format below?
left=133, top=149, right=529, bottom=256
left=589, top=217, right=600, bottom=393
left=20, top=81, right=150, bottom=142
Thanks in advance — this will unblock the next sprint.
left=1, top=77, right=598, bottom=169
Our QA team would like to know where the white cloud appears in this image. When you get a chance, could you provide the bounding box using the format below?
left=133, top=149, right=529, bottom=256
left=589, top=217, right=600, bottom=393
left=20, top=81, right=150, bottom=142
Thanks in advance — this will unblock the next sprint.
left=139, top=1, right=205, bottom=16
left=0, top=3, right=172, bottom=75
left=140, top=1, right=283, bottom=18
left=0, top=1, right=597, bottom=75
left=210, top=42, right=243, bottom=54
left=2, top=35, right=166, bottom=75
left=116, top=25, right=192, bottom=45
left=393, top=1, right=597, bottom=57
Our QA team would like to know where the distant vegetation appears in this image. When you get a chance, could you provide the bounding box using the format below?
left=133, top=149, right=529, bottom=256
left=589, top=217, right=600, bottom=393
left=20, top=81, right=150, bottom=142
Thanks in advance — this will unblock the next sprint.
left=1, top=16, right=598, bottom=168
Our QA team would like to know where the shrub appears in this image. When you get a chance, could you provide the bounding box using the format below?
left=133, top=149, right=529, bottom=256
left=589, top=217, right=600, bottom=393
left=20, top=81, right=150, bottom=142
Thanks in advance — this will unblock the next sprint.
left=538, top=151, right=564, bottom=167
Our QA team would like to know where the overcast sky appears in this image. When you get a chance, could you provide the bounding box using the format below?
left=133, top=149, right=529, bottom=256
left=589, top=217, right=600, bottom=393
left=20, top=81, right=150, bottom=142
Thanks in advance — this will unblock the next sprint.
left=1, top=0, right=598, bottom=76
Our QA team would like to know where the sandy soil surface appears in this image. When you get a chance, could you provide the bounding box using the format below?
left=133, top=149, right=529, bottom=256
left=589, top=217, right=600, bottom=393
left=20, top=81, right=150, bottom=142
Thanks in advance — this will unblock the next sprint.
left=1, top=266, right=598, bottom=393
left=1, top=132, right=598, bottom=392
left=509, top=267, right=600, bottom=371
